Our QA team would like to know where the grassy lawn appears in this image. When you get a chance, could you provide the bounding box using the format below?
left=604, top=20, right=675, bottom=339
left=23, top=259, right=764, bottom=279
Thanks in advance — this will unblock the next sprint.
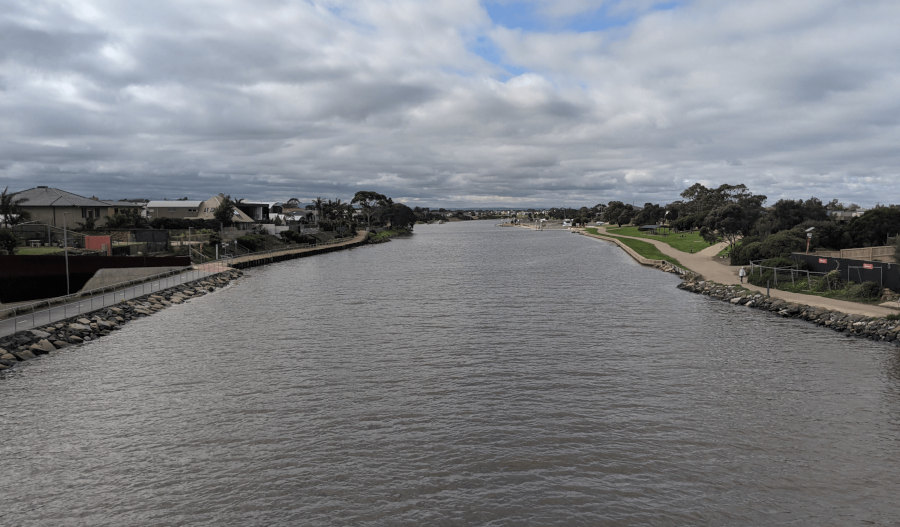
left=604, top=225, right=711, bottom=253
left=584, top=228, right=684, bottom=268
left=15, top=247, right=63, bottom=255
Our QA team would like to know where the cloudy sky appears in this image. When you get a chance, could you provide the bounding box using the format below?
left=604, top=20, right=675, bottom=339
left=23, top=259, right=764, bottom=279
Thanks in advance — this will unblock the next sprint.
left=1, top=0, right=898, bottom=207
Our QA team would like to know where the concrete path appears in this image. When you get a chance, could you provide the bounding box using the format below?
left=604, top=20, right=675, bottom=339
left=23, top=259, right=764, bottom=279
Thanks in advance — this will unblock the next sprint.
left=0, top=231, right=371, bottom=338
left=0, top=266, right=221, bottom=338
left=579, top=227, right=900, bottom=318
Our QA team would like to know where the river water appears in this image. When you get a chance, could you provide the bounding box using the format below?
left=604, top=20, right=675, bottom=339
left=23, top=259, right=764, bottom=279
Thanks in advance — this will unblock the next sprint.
left=2, top=221, right=900, bottom=526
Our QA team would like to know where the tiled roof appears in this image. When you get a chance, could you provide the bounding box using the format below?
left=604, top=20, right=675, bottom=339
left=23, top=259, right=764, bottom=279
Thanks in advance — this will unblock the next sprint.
left=13, top=186, right=111, bottom=207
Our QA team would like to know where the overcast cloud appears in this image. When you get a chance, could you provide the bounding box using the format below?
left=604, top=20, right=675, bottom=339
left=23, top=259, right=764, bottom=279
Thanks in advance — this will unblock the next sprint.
left=1, top=0, right=898, bottom=207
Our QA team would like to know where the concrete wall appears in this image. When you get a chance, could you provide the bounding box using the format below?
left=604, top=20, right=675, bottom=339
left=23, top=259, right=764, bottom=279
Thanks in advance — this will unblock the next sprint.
left=78, top=267, right=185, bottom=292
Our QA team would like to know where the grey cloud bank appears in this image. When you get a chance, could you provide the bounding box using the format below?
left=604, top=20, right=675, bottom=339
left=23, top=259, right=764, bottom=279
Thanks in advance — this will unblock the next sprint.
left=1, top=0, right=898, bottom=208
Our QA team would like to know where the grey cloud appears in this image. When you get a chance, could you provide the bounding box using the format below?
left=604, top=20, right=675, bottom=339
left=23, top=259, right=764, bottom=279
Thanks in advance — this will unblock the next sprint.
left=1, top=0, right=898, bottom=208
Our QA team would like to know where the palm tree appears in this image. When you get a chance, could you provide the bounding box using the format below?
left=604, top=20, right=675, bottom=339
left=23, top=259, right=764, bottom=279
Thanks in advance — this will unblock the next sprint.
left=0, top=187, right=30, bottom=228
left=312, top=197, right=325, bottom=226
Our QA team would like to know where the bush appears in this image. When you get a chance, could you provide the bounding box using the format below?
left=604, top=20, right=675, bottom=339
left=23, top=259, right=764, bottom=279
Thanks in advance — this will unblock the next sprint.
left=235, top=234, right=269, bottom=252
left=823, top=270, right=843, bottom=290
left=731, top=240, right=763, bottom=265
left=847, top=281, right=881, bottom=300
left=760, top=229, right=805, bottom=258
left=280, top=230, right=317, bottom=245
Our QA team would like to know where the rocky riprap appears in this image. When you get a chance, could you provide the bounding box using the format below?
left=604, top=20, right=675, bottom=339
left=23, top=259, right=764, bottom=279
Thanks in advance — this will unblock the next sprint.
left=0, top=269, right=243, bottom=372
left=678, top=278, right=900, bottom=345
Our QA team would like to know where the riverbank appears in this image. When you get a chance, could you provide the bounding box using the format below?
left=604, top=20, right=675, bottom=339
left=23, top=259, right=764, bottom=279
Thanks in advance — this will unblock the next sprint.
left=678, top=278, right=900, bottom=345
left=0, top=230, right=373, bottom=373
left=574, top=226, right=900, bottom=345
left=0, top=269, right=243, bottom=371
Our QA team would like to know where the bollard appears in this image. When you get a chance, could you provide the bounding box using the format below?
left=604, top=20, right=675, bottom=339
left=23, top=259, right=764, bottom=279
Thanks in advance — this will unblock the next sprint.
left=767, top=280, right=770, bottom=297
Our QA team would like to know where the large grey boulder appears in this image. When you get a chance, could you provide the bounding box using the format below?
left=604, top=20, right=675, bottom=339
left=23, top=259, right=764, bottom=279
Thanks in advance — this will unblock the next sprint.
left=29, top=329, right=52, bottom=339
left=30, top=339, right=56, bottom=354
left=13, top=349, right=36, bottom=360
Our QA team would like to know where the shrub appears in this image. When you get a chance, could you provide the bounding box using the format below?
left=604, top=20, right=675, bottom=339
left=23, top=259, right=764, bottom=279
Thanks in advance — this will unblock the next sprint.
left=760, top=229, right=805, bottom=258
left=847, top=281, right=881, bottom=300
left=235, top=234, right=269, bottom=252
left=823, top=270, right=843, bottom=290
left=730, top=240, right=763, bottom=265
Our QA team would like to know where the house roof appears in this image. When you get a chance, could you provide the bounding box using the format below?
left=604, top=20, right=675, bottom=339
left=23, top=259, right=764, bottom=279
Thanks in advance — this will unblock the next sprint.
left=146, top=200, right=203, bottom=208
left=13, top=186, right=111, bottom=207
left=105, top=200, right=145, bottom=208
left=196, top=195, right=254, bottom=222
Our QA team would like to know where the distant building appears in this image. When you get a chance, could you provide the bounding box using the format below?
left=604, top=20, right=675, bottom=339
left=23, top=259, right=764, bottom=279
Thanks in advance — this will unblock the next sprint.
left=11, top=186, right=141, bottom=228
left=144, top=200, right=203, bottom=220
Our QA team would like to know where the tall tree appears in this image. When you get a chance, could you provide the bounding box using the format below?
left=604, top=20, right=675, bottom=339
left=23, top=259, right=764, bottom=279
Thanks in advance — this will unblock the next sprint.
left=696, top=184, right=767, bottom=252
left=351, top=190, right=391, bottom=229
left=214, top=195, right=236, bottom=227
left=0, top=186, right=30, bottom=228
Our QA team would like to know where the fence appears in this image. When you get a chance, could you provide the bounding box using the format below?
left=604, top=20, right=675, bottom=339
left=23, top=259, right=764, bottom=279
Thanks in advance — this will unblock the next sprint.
left=814, top=246, right=895, bottom=262
left=749, top=259, right=887, bottom=291
left=749, top=260, right=835, bottom=291
left=0, top=266, right=217, bottom=336
left=0, top=233, right=362, bottom=336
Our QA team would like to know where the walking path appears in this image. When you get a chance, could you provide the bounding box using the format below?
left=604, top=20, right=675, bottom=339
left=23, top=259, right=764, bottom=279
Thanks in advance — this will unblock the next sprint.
left=578, top=227, right=899, bottom=318
left=0, top=231, right=370, bottom=338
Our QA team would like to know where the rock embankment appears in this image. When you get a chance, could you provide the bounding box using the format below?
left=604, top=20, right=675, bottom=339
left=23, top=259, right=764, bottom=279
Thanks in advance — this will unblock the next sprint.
left=678, top=278, right=900, bottom=345
left=0, top=269, right=243, bottom=372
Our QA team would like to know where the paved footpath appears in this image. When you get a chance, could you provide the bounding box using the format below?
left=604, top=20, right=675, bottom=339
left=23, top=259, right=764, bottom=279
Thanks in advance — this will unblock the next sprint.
left=0, top=231, right=370, bottom=338
left=579, top=227, right=900, bottom=318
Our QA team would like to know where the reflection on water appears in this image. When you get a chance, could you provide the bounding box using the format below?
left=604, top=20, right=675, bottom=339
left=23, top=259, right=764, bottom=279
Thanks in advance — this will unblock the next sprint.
left=2, top=221, right=899, bottom=526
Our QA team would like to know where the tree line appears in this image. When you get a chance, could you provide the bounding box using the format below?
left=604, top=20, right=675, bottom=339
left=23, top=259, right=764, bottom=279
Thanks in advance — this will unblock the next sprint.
left=590, top=183, right=900, bottom=264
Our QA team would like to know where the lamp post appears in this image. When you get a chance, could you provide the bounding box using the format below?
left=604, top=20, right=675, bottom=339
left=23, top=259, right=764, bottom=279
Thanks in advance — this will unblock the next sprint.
left=63, top=212, right=71, bottom=295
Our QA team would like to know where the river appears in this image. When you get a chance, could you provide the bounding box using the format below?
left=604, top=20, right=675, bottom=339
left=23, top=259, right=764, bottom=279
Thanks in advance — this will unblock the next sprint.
left=2, top=220, right=899, bottom=526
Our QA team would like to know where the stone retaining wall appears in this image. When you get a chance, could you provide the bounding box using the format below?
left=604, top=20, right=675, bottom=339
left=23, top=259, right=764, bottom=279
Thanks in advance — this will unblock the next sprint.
left=678, top=278, right=900, bottom=345
left=0, top=269, right=243, bottom=372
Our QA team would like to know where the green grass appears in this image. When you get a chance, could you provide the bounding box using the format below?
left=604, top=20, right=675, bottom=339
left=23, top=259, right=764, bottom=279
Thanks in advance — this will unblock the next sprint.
left=585, top=228, right=683, bottom=268
left=15, top=247, right=63, bottom=255
left=368, top=229, right=410, bottom=243
left=604, top=225, right=711, bottom=253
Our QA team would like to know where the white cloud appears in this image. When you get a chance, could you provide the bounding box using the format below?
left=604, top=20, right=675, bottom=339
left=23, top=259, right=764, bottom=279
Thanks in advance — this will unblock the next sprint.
left=0, top=0, right=897, bottom=207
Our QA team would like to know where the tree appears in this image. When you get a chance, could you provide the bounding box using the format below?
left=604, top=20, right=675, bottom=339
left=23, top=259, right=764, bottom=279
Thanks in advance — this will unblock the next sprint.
left=632, top=203, right=664, bottom=226
left=0, top=186, right=30, bottom=228
left=0, top=228, right=17, bottom=254
left=847, top=206, right=900, bottom=247
left=351, top=190, right=391, bottom=229
left=105, top=208, right=148, bottom=229
left=312, top=197, right=325, bottom=226
left=386, top=203, right=416, bottom=230
left=697, top=185, right=767, bottom=252
left=602, top=201, right=634, bottom=226
left=214, top=195, right=236, bottom=227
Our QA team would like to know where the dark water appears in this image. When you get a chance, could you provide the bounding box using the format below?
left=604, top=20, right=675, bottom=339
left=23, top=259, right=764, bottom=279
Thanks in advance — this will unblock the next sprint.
left=2, top=221, right=900, bottom=526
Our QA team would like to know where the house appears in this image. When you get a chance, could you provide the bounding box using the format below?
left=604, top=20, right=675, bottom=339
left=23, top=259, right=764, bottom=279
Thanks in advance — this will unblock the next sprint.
left=196, top=194, right=254, bottom=225
left=144, top=200, right=203, bottom=220
left=235, top=199, right=271, bottom=222
left=11, top=186, right=116, bottom=228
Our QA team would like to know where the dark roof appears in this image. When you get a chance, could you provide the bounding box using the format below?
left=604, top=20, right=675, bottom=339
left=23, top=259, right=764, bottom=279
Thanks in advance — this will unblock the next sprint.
left=13, top=186, right=112, bottom=207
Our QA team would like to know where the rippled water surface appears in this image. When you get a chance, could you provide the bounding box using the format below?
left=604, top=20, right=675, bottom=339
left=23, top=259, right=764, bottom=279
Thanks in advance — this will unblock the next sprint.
left=3, top=221, right=900, bottom=526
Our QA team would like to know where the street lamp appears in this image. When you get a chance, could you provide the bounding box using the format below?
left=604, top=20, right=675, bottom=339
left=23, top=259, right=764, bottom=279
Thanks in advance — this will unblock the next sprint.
left=63, top=212, right=71, bottom=295
left=805, top=226, right=815, bottom=255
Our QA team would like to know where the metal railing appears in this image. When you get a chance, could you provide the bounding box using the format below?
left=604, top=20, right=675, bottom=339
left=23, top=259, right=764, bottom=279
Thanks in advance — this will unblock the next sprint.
left=0, top=233, right=363, bottom=336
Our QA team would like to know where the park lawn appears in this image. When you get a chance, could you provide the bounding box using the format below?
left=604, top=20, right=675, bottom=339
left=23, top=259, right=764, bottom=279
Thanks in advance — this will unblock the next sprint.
left=584, top=228, right=684, bottom=268
left=15, top=247, right=63, bottom=255
left=604, top=225, right=711, bottom=253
